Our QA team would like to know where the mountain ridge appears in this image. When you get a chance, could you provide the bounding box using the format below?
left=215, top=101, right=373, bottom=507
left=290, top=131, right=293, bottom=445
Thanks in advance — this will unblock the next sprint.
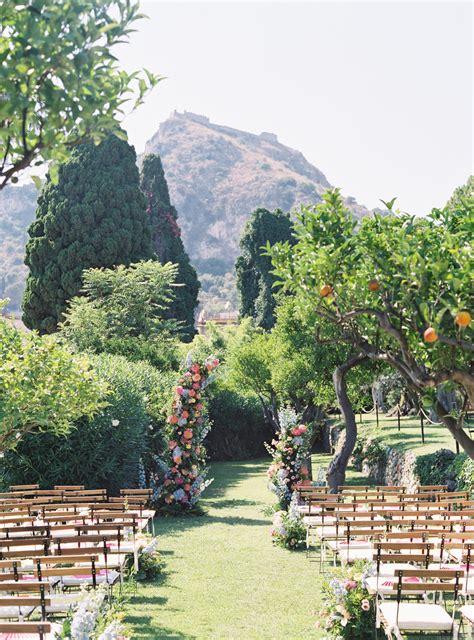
left=0, top=111, right=374, bottom=314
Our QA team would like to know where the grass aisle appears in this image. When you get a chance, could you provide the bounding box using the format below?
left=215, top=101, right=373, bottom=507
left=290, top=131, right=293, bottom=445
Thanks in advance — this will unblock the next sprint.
left=126, top=459, right=323, bottom=639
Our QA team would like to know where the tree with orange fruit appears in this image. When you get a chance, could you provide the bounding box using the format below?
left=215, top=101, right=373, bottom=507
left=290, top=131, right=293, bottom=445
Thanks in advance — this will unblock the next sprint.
left=268, top=186, right=473, bottom=490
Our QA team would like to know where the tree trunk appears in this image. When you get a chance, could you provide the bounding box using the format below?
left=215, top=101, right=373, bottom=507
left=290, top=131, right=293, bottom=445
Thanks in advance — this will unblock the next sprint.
left=327, top=355, right=367, bottom=492
left=300, top=402, right=326, bottom=481
left=257, top=393, right=280, bottom=432
left=435, top=399, right=474, bottom=459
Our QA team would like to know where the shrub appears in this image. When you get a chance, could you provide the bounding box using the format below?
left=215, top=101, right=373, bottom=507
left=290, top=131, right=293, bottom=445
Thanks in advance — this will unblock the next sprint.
left=457, top=456, right=474, bottom=495
left=351, top=437, right=387, bottom=472
left=415, top=449, right=457, bottom=488
left=60, top=261, right=181, bottom=368
left=0, top=312, right=107, bottom=450
left=0, top=355, right=167, bottom=494
left=205, top=382, right=272, bottom=460
left=446, top=453, right=474, bottom=494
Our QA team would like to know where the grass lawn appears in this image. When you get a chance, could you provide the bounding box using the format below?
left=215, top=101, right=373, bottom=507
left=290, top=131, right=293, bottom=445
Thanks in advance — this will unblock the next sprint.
left=352, top=412, right=458, bottom=456
left=125, top=457, right=336, bottom=639
left=124, top=418, right=458, bottom=638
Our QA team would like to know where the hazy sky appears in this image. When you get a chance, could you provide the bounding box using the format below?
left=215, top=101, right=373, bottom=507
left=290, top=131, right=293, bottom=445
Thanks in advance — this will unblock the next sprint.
left=118, top=1, right=472, bottom=213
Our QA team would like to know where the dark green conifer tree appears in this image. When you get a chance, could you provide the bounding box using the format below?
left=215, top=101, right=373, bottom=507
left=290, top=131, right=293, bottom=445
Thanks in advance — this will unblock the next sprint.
left=140, top=154, right=200, bottom=341
left=235, top=208, right=295, bottom=329
left=22, top=135, right=154, bottom=333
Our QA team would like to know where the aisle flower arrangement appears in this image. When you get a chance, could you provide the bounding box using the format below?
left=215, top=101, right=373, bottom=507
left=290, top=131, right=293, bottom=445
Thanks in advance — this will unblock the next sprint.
left=59, top=585, right=129, bottom=640
left=157, top=355, right=219, bottom=512
left=265, top=408, right=311, bottom=510
left=316, top=561, right=376, bottom=639
left=270, top=494, right=306, bottom=549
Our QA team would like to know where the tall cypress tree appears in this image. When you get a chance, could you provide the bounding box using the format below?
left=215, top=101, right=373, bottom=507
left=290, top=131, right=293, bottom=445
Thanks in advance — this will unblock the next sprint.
left=23, top=135, right=154, bottom=333
left=140, top=154, right=200, bottom=341
left=236, top=208, right=295, bottom=329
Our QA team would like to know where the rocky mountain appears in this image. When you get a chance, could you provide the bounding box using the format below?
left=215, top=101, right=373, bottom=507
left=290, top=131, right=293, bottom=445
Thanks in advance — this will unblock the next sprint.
left=144, top=111, right=369, bottom=276
left=0, top=184, right=37, bottom=313
left=0, top=111, right=371, bottom=314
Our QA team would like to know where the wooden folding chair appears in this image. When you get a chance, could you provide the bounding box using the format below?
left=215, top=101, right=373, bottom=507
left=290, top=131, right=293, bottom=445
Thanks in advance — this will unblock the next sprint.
left=377, top=569, right=462, bottom=640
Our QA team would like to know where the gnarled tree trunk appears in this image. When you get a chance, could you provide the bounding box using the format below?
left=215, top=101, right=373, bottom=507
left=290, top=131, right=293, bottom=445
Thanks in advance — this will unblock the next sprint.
left=435, top=399, right=474, bottom=459
left=327, top=354, right=367, bottom=492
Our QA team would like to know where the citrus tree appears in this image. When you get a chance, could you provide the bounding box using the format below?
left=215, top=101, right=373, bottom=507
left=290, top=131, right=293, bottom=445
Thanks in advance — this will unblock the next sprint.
left=269, top=189, right=473, bottom=489
left=0, top=0, right=159, bottom=189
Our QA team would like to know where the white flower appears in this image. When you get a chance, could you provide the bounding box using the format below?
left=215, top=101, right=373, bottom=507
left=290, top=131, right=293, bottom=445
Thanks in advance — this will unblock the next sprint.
left=15, top=432, right=21, bottom=440
left=111, top=419, right=120, bottom=427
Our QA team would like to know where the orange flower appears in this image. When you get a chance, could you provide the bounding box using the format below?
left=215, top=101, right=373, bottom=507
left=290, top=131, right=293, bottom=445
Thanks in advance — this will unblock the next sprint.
left=182, top=410, right=189, bottom=419
left=192, top=374, right=201, bottom=382
left=183, top=429, right=193, bottom=439
left=184, top=483, right=191, bottom=491
left=168, top=415, right=178, bottom=424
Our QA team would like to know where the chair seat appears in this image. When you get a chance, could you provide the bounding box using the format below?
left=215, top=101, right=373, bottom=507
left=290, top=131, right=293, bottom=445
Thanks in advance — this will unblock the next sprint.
left=339, top=547, right=374, bottom=563
left=61, top=568, right=120, bottom=587
left=461, top=605, right=474, bottom=624
left=312, top=526, right=339, bottom=538
left=366, top=575, right=423, bottom=595
left=297, top=505, right=323, bottom=515
left=0, top=607, right=34, bottom=620
left=106, top=541, right=138, bottom=554
left=327, top=539, right=371, bottom=550
left=379, top=602, right=453, bottom=631
left=378, top=563, right=417, bottom=576
left=45, top=593, right=82, bottom=613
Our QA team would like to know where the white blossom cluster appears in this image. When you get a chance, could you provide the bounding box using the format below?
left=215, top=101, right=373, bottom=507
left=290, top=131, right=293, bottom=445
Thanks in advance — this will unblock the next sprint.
left=98, top=619, right=128, bottom=640
left=70, top=585, right=107, bottom=640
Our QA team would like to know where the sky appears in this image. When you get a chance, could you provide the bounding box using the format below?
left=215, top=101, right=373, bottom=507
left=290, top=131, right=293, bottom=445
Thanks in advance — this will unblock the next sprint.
left=117, top=1, right=473, bottom=214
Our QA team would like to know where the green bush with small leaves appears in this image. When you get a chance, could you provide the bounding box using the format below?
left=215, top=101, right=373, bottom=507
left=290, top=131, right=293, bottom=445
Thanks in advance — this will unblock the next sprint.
left=0, top=354, right=169, bottom=494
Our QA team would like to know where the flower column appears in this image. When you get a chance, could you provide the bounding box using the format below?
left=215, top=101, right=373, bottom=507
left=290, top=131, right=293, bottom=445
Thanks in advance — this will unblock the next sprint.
left=160, top=357, right=219, bottom=511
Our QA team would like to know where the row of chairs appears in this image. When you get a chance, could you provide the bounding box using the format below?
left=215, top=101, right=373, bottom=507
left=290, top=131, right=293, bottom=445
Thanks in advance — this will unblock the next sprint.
left=297, top=482, right=474, bottom=638
left=0, top=484, right=154, bottom=638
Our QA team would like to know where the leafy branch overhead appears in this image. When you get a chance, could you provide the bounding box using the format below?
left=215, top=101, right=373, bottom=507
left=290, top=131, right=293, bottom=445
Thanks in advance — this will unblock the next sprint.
left=0, top=0, right=161, bottom=189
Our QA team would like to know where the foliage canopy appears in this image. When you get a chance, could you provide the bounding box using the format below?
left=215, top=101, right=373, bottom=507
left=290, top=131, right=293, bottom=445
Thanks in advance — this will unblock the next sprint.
left=0, top=0, right=159, bottom=189
left=0, top=309, right=108, bottom=450
left=140, top=154, right=200, bottom=341
left=22, top=135, right=154, bottom=333
left=235, top=208, right=294, bottom=329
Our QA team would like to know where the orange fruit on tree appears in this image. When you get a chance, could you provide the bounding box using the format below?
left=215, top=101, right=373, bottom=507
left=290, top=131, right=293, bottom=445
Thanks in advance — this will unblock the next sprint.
left=320, top=284, right=333, bottom=297
left=455, top=311, right=471, bottom=328
left=423, top=327, right=438, bottom=343
left=368, top=279, right=380, bottom=292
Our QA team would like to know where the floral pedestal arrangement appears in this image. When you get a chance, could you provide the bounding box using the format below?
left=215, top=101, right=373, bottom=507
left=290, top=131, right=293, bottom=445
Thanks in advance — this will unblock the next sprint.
left=156, top=355, right=219, bottom=513
left=266, top=408, right=311, bottom=549
left=266, top=408, right=311, bottom=510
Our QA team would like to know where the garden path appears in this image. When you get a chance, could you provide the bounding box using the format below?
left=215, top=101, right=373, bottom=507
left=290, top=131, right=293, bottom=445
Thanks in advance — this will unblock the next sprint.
left=126, top=458, right=324, bottom=639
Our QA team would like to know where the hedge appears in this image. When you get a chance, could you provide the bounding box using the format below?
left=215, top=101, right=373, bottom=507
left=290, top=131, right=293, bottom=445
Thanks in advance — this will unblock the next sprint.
left=0, top=354, right=172, bottom=494
left=205, top=382, right=273, bottom=461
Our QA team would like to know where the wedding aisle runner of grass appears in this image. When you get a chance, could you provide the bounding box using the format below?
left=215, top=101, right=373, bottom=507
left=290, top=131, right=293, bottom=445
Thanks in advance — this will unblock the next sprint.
left=125, top=459, right=324, bottom=639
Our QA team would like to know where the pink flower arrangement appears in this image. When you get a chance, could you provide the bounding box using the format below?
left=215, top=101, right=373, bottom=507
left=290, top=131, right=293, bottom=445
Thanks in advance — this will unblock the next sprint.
left=160, top=357, right=219, bottom=510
